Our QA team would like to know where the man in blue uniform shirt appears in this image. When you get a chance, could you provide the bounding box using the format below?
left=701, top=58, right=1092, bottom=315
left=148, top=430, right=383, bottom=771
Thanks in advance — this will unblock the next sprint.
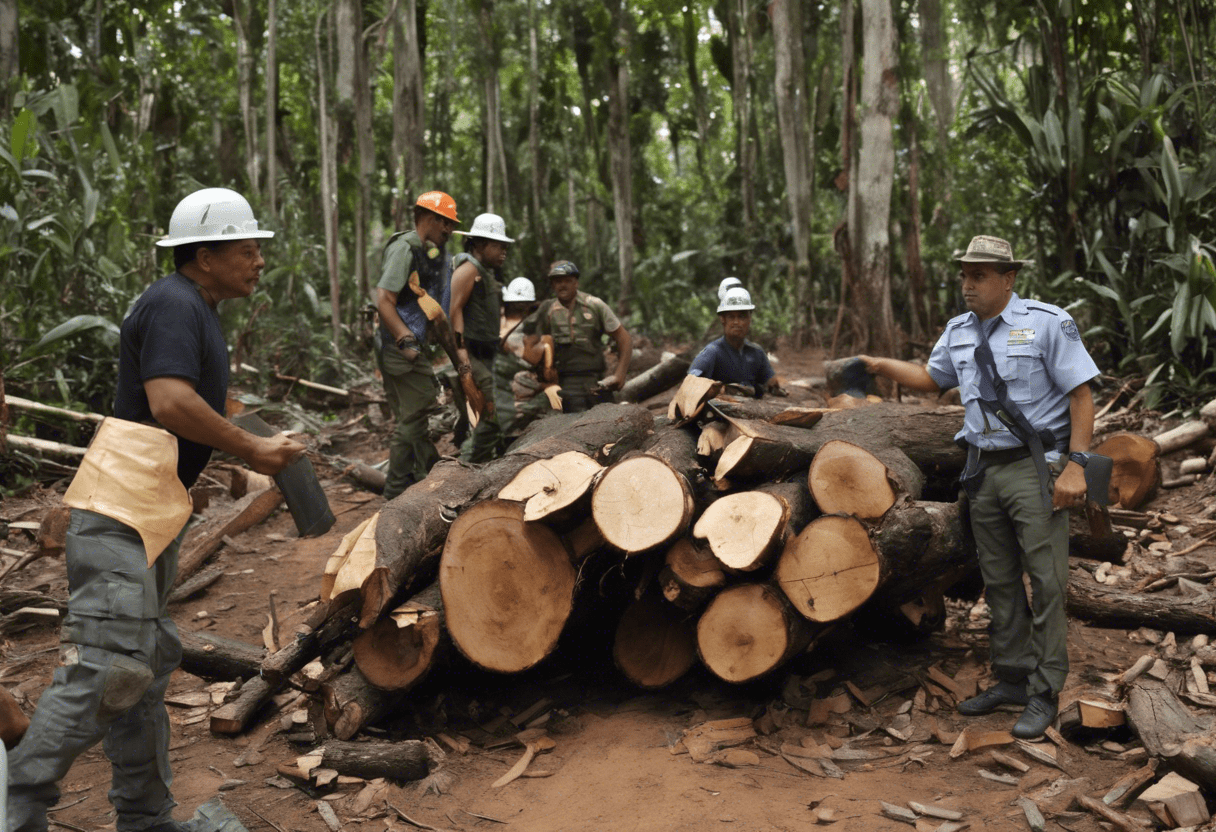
left=688, top=287, right=785, bottom=398
left=860, top=235, right=1099, bottom=739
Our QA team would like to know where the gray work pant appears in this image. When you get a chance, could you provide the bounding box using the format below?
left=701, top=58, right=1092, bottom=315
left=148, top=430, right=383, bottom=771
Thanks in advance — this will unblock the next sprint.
left=7, top=509, right=185, bottom=832
left=969, top=456, right=1070, bottom=697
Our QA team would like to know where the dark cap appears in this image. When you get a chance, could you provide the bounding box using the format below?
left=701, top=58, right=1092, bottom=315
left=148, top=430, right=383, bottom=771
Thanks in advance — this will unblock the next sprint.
left=548, top=260, right=580, bottom=278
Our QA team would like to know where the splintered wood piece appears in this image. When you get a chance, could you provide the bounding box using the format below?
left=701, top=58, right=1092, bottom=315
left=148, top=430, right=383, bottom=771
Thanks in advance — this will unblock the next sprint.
left=659, top=538, right=727, bottom=612
left=491, top=735, right=555, bottom=788
left=775, top=515, right=880, bottom=623
left=948, top=727, right=1014, bottom=759
left=352, top=582, right=445, bottom=691
left=769, top=407, right=831, bottom=428
left=668, top=375, right=723, bottom=424
left=696, top=583, right=817, bottom=683
left=1093, top=433, right=1160, bottom=510
left=328, top=513, right=380, bottom=601
left=613, top=593, right=697, bottom=689
left=907, top=802, right=963, bottom=821
left=320, top=516, right=374, bottom=603
left=591, top=455, right=694, bottom=554
left=1078, top=699, right=1125, bottom=728
left=1077, top=795, right=1146, bottom=832
left=693, top=491, right=789, bottom=572
left=440, top=500, right=575, bottom=673
left=808, top=440, right=923, bottom=518
left=697, top=421, right=739, bottom=458
left=988, top=750, right=1029, bottom=773
left=1102, top=760, right=1159, bottom=807
left=1018, top=797, right=1046, bottom=832
left=497, top=451, right=603, bottom=522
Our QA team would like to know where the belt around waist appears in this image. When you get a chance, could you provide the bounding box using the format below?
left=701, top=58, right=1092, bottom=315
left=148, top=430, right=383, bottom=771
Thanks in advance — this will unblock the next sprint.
left=977, top=445, right=1033, bottom=465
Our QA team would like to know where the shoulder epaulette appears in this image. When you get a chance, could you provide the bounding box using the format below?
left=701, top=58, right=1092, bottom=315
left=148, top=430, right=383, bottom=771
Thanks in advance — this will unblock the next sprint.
left=1024, top=304, right=1059, bottom=316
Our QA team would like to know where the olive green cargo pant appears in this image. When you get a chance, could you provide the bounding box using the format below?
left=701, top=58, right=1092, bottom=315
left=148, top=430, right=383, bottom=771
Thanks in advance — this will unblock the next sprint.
left=969, top=456, right=1070, bottom=697
left=377, top=342, right=441, bottom=500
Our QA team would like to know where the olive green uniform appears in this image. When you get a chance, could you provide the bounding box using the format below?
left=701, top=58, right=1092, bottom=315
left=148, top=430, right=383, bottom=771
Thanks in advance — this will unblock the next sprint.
left=531, top=291, right=622, bottom=413
left=493, top=315, right=551, bottom=442
left=447, top=252, right=502, bottom=462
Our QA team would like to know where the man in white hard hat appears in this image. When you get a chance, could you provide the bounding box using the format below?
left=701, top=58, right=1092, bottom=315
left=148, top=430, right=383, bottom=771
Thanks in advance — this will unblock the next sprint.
left=375, top=191, right=485, bottom=499
left=7, top=188, right=305, bottom=832
left=688, top=287, right=785, bottom=398
left=494, top=277, right=559, bottom=444
left=446, top=213, right=512, bottom=462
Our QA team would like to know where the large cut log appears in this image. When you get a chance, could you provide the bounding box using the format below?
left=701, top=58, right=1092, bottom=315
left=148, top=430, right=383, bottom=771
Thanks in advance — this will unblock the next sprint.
left=1066, top=569, right=1216, bottom=634
left=808, top=440, right=924, bottom=518
left=310, top=739, right=433, bottom=782
left=591, top=427, right=700, bottom=555
left=352, top=582, right=446, bottom=691
left=659, top=538, right=727, bottom=612
left=497, top=451, right=603, bottom=523
left=613, top=592, right=697, bottom=688
left=322, top=665, right=399, bottom=740
left=440, top=500, right=576, bottom=673
left=1126, top=679, right=1216, bottom=792
left=775, top=501, right=973, bottom=623
left=179, top=629, right=265, bottom=681
left=366, top=404, right=655, bottom=628
left=714, top=420, right=821, bottom=483
left=692, top=480, right=815, bottom=572
left=175, top=487, right=284, bottom=587
left=1093, top=432, right=1160, bottom=510
left=696, top=583, right=819, bottom=683
left=618, top=352, right=692, bottom=403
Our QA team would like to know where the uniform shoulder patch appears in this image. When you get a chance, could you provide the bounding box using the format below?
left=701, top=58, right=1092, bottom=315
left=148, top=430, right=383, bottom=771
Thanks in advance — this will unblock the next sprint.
left=1060, top=319, right=1081, bottom=342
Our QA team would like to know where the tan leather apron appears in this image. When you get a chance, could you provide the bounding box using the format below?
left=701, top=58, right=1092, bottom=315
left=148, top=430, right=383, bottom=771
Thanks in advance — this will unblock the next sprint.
left=63, top=418, right=193, bottom=567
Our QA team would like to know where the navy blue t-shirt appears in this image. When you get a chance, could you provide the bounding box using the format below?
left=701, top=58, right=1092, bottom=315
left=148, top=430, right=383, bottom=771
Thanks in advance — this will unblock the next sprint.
left=115, top=272, right=229, bottom=488
left=688, top=337, right=775, bottom=393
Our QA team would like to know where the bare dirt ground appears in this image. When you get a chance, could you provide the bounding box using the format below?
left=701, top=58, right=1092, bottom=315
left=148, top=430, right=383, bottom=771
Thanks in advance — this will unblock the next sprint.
left=2, top=340, right=1214, bottom=832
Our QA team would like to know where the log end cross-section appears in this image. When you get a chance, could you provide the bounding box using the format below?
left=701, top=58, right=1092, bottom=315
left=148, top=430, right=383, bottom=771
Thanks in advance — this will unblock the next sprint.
left=591, top=455, right=694, bottom=554
left=775, top=515, right=881, bottom=623
left=1093, top=432, right=1160, bottom=510
left=352, top=583, right=444, bottom=691
left=440, top=500, right=576, bottom=673
left=692, top=491, right=788, bottom=571
left=497, top=450, right=603, bottom=521
left=613, top=593, right=697, bottom=689
left=696, top=583, right=814, bottom=683
left=808, top=439, right=896, bottom=519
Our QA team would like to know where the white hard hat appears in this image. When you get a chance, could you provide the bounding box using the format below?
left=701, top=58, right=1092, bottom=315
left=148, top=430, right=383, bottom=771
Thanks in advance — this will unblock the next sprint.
left=453, top=212, right=514, bottom=243
left=717, top=287, right=755, bottom=313
left=503, top=277, right=536, bottom=302
left=717, top=276, right=743, bottom=301
left=156, top=187, right=273, bottom=247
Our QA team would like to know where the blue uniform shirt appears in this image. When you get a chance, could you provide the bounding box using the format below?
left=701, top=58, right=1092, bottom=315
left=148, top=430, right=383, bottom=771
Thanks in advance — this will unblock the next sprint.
left=926, top=293, right=1099, bottom=456
left=689, top=337, right=775, bottom=391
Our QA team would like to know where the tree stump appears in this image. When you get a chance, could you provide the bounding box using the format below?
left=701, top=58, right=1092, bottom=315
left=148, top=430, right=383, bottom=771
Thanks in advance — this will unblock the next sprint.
left=352, top=582, right=446, bottom=691
left=659, top=538, right=727, bottom=612
left=692, top=481, right=814, bottom=571
left=808, top=439, right=924, bottom=518
left=1094, top=432, right=1160, bottom=509
left=613, top=592, right=697, bottom=688
left=440, top=500, right=576, bottom=672
left=696, top=583, right=817, bottom=683
left=591, top=427, right=700, bottom=555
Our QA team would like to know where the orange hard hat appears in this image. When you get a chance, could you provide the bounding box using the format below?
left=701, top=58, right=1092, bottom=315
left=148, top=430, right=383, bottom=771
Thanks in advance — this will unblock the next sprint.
left=414, top=191, right=459, bottom=223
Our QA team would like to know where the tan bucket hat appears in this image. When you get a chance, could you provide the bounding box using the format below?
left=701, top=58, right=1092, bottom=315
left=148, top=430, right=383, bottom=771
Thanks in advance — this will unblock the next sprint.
left=952, top=235, right=1033, bottom=268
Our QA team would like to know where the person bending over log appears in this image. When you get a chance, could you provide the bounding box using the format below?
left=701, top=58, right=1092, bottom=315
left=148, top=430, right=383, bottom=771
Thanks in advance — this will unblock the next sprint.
left=859, top=234, right=1099, bottom=741
left=7, top=188, right=305, bottom=832
left=375, top=191, right=485, bottom=500
left=687, top=287, right=786, bottom=399
left=494, top=277, right=561, bottom=446
left=525, top=259, right=632, bottom=413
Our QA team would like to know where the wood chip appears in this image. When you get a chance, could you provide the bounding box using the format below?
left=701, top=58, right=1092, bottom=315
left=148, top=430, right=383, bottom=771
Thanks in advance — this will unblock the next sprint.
left=880, top=802, right=919, bottom=824
left=988, top=749, right=1029, bottom=772
left=315, top=800, right=342, bottom=832
left=978, top=769, right=1019, bottom=786
left=949, top=727, right=1014, bottom=758
left=1016, top=740, right=1064, bottom=771
left=907, top=801, right=963, bottom=821
left=1017, top=797, right=1046, bottom=832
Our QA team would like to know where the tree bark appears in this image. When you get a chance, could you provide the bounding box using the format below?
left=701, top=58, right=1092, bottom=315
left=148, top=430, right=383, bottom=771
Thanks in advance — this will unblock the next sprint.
left=728, top=0, right=756, bottom=241
left=335, top=0, right=373, bottom=304
left=1125, top=679, right=1216, bottom=792
left=365, top=405, right=655, bottom=628
left=617, top=353, right=692, bottom=404
left=659, top=538, right=727, bottom=612
left=1066, top=570, right=1216, bottom=634
left=0, top=0, right=15, bottom=115
left=604, top=0, right=635, bottom=317
left=477, top=0, right=509, bottom=212
left=317, top=8, right=342, bottom=351
left=697, top=583, right=818, bottom=683
left=265, top=0, right=278, bottom=217
left=179, top=629, right=265, bottom=681
left=391, top=0, right=426, bottom=226
left=210, top=675, right=276, bottom=735
left=231, top=0, right=260, bottom=197
left=613, top=591, right=697, bottom=688
left=322, top=665, right=398, bottom=741
left=526, top=0, right=551, bottom=265
left=315, top=739, right=433, bottom=782
left=855, top=0, right=898, bottom=357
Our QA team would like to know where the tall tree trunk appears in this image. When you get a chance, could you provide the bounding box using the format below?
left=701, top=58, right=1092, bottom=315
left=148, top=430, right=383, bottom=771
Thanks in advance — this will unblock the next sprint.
left=335, top=0, right=374, bottom=307
left=770, top=0, right=815, bottom=348
left=392, top=0, right=426, bottom=228
left=317, top=9, right=341, bottom=351
left=605, top=0, right=635, bottom=318
left=232, top=0, right=261, bottom=198
left=855, top=0, right=898, bottom=358
left=835, top=0, right=860, bottom=355
left=728, top=0, right=756, bottom=242
left=917, top=0, right=952, bottom=145
left=265, top=0, right=278, bottom=218
left=527, top=0, right=551, bottom=266
left=905, top=113, right=927, bottom=345
left=682, top=5, right=710, bottom=179
left=0, top=0, right=16, bottom=115
left=477, top=0, right=510, bottom=213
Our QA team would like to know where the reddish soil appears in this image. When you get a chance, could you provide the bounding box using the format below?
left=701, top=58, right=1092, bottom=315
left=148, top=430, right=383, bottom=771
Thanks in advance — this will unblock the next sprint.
left=2, top=342, right=1212, bottom=832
